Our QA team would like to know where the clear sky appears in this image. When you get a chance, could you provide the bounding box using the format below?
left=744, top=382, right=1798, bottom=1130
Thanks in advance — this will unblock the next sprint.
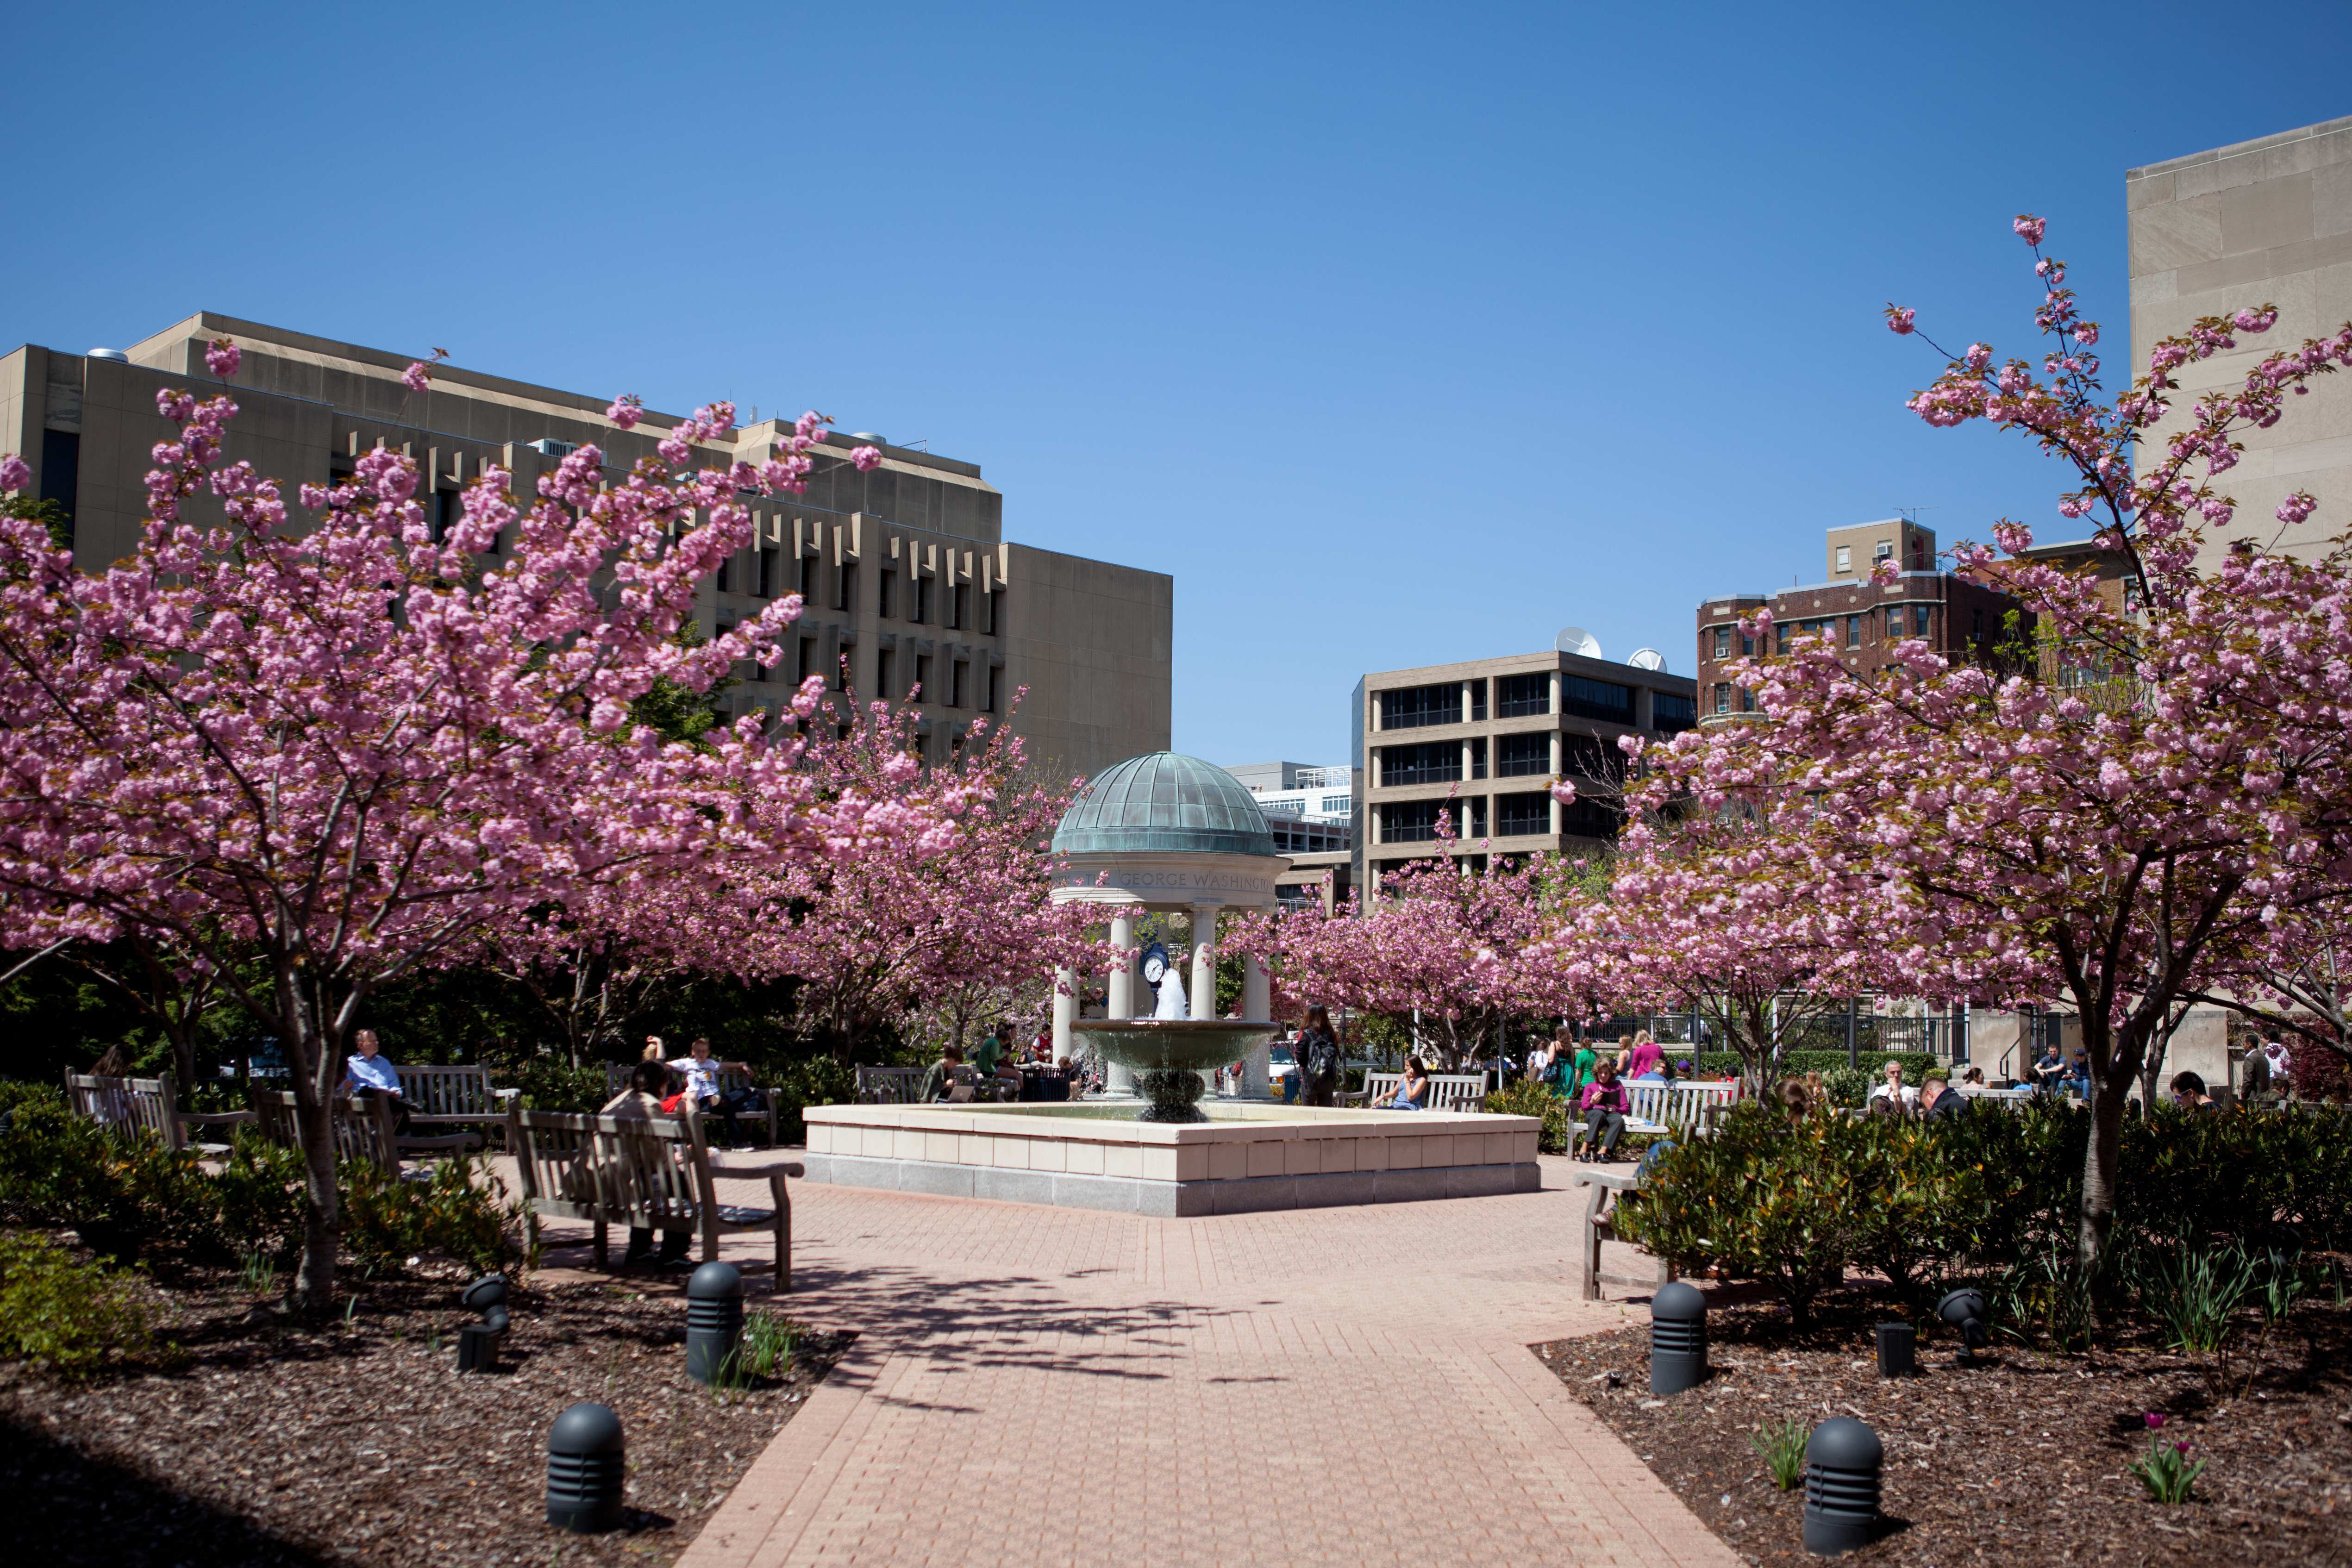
left=6, top=2, right=2349, bottom=768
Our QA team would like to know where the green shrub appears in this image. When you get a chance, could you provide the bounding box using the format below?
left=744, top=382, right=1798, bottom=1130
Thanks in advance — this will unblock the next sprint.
left=1483, top=1080, right=1570, bottom=1154
left=766, top=1056, right=857, bottom=1145
left=0, top=1100, right=216, bottom=1262
left=1837, top=1115, right=1989, bottom=1305
left=210, top=1131, right=307, bottom=1264
left=338, top=1155, right=521, bottom=1276
left=1820, top=1066, right=1870, bottom=1109
left=0, top=1229, right=154, bottom=1374
left=1685, top=1050, right=1934, bottom=1082
left=503, top=1058, right=615, bottom=1114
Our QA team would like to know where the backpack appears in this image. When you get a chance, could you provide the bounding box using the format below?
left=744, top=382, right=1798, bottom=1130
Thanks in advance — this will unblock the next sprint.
left=1304, top=1033, right=1340, bottom=1081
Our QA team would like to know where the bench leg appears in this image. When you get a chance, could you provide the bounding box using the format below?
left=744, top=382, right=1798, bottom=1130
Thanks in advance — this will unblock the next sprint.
left=592, top=1219, right=608, bottom=1271
left=1575, top=1184, right=1609, bottom=1302
left=771, top=1174, right=792, bottom=1293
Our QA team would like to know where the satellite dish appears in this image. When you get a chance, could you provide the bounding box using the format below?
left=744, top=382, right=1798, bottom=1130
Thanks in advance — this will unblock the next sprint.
left=1628, top=647, right=1666, bottom=672
left=1555, top=625, right=1603, bottom=660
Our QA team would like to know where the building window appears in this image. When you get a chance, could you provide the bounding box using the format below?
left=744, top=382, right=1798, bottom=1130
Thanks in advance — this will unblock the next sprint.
left=715, top=554, right=732, bottom=593
left=835, top=563, right=856, bottom=612
left=1652, top=691, right=1696, bottom=733
left=1380, top=800, right=1445, bottom=843
left=913, top=576, right=932, bottom=624
left=951, top=659, right=967, bottom=708
left=798, top=555, right=815, bottom=598
left=1377, top=683, right=1463, bottom=730
left=1379, top=740, right=1461, bottom=787
left=1324, top=793, right=1351, bottom=815
left=985, top=588, right=1001, bottom=635
left=1558, top=796, right=1620, bottom=840
left=758, top=546, right=778, bottom=598
left=1914, top=605, right=1931, bottom=637
left=1775, top=623, right=1790, bottom=654
left=983, top=663, right=998, bottom=712
left=1496, top=732, right=1550, bottom=778
left=1468, top=795, right=1488, bottom=837
left=1845, top=615, right=1861, bottom=649
left=878, top=570, right=895, bottom=618
left=1495, top=791, right=1551, bottom=837
left=1972, top=607, right=1983, bottom=640
left=1711, top=626, right=1732, bottom=660
left=1740, top=632, right=1755, bottom=656
left=1560, top=734, right=1613, bottom=778
left=1836, top=545, right=1851, bottom=573
left=796, top=636, right=815, bottom=685
left=876, top=648, right=895, bottom=702
left=1469, top=679, right=1488, bottom=721
left=1740, top=685, right=1756, bottom=713
left=830, top=646, right=846, bottom=691
left=1469, top=736, right=1488, bottom=780
left=1886, top=606, right=1903, bottom=638
left=913, top=654, right=932, bottom=702
left=950, top=583, right=969, bottom=631
left=1713, top=683, right=1730, bottom=714
left=37, top=429, right=79, bottom=545
left=1496, top=673, right=1549, bottom=718
left=1876, top=540, right=1894, bottom=562
left=1561, top=675, right=1633, bottom=724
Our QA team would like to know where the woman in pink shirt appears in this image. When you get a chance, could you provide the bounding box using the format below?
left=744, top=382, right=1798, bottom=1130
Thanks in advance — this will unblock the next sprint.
left=1622, top=1031, right=1665, bottom=1081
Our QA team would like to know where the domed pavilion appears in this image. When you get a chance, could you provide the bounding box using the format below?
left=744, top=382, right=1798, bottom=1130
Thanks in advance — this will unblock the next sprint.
left=1048, top=752, right=1289, bottom=1093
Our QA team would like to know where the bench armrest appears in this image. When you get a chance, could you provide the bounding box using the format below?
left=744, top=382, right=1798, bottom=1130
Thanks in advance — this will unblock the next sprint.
left=732, top=1161, right=805, bottom=1181
left=492, top=1087, right=521, bottom=1105
left=182, top=1109, right=258, bottom=1128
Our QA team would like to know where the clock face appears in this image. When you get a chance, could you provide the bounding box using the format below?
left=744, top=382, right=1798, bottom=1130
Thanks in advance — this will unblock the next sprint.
left=1142, top=954, right=1166, bottom=984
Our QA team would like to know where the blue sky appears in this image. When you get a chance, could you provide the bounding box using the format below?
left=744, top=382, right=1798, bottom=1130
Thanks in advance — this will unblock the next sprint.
left=7, top=1, right=2350, bottom=766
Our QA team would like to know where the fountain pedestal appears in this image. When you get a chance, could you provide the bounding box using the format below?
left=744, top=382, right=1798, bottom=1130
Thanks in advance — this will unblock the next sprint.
left=1069, top=1019, right=1279, bottom=1122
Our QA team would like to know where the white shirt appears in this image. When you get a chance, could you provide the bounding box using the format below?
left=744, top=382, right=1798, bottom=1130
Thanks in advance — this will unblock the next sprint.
left=669, top=1056, right=725, bottom=1101
left=344, top=1052, right=400, bottom=1093
left=1867, top=1081, right=1919, bottom=1106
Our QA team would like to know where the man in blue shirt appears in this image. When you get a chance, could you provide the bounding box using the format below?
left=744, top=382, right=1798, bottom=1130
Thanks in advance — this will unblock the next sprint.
left=342, top=1029, right=413, bottom=1133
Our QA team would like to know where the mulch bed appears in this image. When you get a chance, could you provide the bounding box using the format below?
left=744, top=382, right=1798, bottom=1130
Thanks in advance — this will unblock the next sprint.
left=1536, top=1287, right=2352, bottom=1567
left=0, top=1247, right=850, bottom=1568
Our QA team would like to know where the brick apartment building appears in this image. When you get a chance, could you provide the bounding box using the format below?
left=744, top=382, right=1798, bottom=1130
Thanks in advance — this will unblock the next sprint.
left=1695, top=520, right=2020, bottom=717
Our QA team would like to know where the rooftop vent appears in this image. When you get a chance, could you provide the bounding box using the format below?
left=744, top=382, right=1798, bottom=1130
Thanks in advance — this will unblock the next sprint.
left=527, top=438, right=578, bottom=458
left=87, top=348, right=130, bottom=363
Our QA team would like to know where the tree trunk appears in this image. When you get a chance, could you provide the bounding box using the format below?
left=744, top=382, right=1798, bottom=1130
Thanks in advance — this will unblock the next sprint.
left=2077, top=1068, right=2128, bottom=1276
left=292, top=1087, right=342, bottom=1311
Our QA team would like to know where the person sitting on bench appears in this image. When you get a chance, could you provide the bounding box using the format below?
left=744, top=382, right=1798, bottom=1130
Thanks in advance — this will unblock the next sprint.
left=1371, top=1057, right=1431, bottom=1111
left=342, top=1030, right=413, bottom=1135
left=601, top=1061, right=691, bottom=1269
left=1577, top=1062, right=1631, bottom=1160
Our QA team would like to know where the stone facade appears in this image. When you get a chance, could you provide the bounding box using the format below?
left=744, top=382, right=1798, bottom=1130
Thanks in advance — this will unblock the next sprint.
left=2128, top=116, right=2352, bottom=567
left=0, top=312, right=1170, bottom=781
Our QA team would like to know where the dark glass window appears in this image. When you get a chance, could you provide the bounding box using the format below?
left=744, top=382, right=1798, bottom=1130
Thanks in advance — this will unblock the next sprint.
left=1378, top=683, right=1462, bottom=729
left=876, top=648, right=895, bottom=701
left=913, top=653, right=932, bottom=702
left=758, top=546, right=777, bottom=598
left=797, top=636, right=815, bottom=685
left=38, top=429, right=79, bottom=545
left=1740, top=632, right=1755, bottom=656
left=1468, top=795, right=1488, bottom=837
left=836, top=563, right=856, bottom=612
left=1496, top=673, right=1549, bottom=718
left=431, top=489, right=460, bottom=543
left=1559, top=734, right=1613, bottom=779
left=1495, top=791, right=1551, bottom=837
left=1380, top=800, right=1445, bottom=843
left=1914, top=605, right=1931, bottom=637
left=1775, top=622, right=1790, bottom=654
left=798, top=555, right=815, bottom=598
left=1713, top=683, right=1730, bottom=714
left=951, top=660, right=967, bottom=708
left=1379, top=740, right=1461, bottom=787
left=984, top=663, right=998, bottom=712
left=1496, top=732, right=1551, bottom=777
left=1846, top=615, right=1861, bottom=648
left=1561, top=675, right=1633, bottom=724
left=985, top=588, right=1001, bottom=635
left=1711, top=626, right=1731, bottom=660
left=714, top=555, right=732, bottom=593
left=878, top=570, right=895, bottom=618
left=951, top=583, right=969, bottom=630
left=1652, top=691, right=1696, bottom=733
left=1469, top=736, right=1488, bottom=780
left=913, top=576, right=932, bottom=624
left=1469, top=679, right=1488, bottom=721
left=1558, top=796, right=1621, bottom=839
left=1886, top=606, right=1903, bottom=638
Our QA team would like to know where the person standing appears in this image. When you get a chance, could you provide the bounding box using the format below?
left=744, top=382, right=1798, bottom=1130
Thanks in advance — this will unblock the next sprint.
left=1297, top=1006, right=1342, bottom=1108
left=1623, top=1031, right=1665, bottom=1081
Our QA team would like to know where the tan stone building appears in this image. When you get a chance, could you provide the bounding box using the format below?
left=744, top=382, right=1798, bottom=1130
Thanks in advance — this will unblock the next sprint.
left=2129, top=116, right=2352, bottom=567
left=1351, top=648, right=1697, bottom=892
left=0, top=312, right=1170, bottom=779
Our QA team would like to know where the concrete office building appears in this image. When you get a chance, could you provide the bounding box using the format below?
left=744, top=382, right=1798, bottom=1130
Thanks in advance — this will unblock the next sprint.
left=0, top=312, right=1170, bottom=779
left=1695, top=521, right=2018, bottom=717
left=1222, top=763, right=1355, bottom=912
left=2129, top=116, right=2352, bottom=567
left=1351, top=647, right=1698, bottom=895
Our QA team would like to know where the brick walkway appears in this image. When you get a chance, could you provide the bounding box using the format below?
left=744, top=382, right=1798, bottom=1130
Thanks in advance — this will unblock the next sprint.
left=539, top=1154, right=1737, bottom=1568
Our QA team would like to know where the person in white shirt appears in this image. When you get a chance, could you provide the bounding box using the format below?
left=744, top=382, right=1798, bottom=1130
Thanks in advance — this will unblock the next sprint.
left=1865, top=1059, right=1919, bottom=1115
left=669, top=1037, right=759, bottom=1147
left=341, top=1029, right=412, bottom=1133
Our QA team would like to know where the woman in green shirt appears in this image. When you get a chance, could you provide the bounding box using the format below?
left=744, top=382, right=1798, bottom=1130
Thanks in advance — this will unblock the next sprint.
left=1547, top=1027, right=1596, bottom=1103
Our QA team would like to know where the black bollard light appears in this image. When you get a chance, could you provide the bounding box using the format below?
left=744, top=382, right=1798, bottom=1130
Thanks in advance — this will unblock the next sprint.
left=1802, top=1417, right=1883, bottom=1556
left=546, top=1402, right=626, bottom=1532
left=685, top=1260, right=745, bottom=1385
left=1648, top=1280, right=1709, bottom=1395
left=1937, top=1287, right=1989, bottom=1363
left=457, top=1273, right=510, bottom=1374
left=1874, top=1321, right=1916, bottom=1378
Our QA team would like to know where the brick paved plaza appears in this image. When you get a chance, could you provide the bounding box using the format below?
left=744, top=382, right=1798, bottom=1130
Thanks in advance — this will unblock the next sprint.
left=527, top=1155, right=1739, bottom=1568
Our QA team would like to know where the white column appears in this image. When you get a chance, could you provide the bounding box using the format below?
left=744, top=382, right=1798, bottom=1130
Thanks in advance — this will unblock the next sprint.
left=1107, top=912, right=1134, bottom=1019
left=1190, top=903, right=1219, bottom=1020
left=1052, top=964, right=1076, bottom=1065
left=1242, top=952, right=1272, bottom=1098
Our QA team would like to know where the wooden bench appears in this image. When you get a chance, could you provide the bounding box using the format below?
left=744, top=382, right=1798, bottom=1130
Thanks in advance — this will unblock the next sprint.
left=63, top=1070, right=256, bottom=1154
left=506, top=1107, right=802, bottom=1286
left=1343, top=1071, right=1490, bottom=1112
left=1567, top=1080, right=1738, bottom=1153
left=392, top=1064, right=519, bottom=1137
left=602, top=1063, right=787, bottom=1146
left=855, top=1065, right=925, bottom=1104
left=250, top=1090, right=483, bottom=1172
left=1571, top=1165, right=1676, bottom=1301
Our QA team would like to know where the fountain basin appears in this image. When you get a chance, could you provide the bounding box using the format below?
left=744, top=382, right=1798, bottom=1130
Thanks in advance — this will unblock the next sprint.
left=799, top=1099, right=1543, bottom=1217
left=1068, top=1018, right=1281, bottom=1121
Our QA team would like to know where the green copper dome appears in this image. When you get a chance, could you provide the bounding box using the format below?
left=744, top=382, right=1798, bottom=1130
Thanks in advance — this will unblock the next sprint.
left=1051, top=752, right=1278, bottom=858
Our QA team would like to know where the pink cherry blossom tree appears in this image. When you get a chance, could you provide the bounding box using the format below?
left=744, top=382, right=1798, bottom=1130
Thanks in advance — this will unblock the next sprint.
left=733, top=688, right=1120, bottom=1059
left=0, top=344, right=894, bottom=1308
left=1665, top=218, right=2352, bottom=1273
